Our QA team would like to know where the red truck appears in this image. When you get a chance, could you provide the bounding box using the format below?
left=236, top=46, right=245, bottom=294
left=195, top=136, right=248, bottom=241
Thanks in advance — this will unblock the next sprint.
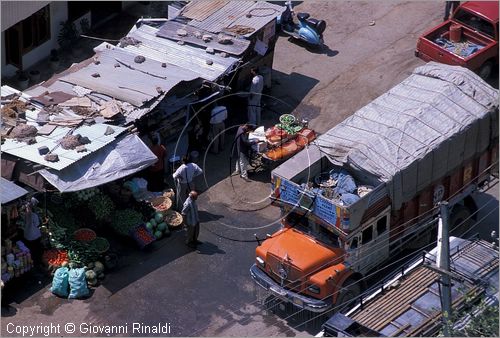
left=415, top=1, right=498, bottom=79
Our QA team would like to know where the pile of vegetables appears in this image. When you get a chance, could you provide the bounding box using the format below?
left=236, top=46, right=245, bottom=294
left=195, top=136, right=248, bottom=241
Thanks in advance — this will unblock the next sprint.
left=109, top=209, right=144, bottom=236
left=67, top=240, right=100, bottom=266
left=73, top=228, right=96, bottom=242
left=145, top=212, right=171, bottom=239
left=88, top=193, right=114, bottom=221
left=43, top=249, right=69, bottom=267
left=85, top=261, right=105, bottom=287
left=276, top=114, right=302, bottom=136
left=75, top=188, right=100, bottom=201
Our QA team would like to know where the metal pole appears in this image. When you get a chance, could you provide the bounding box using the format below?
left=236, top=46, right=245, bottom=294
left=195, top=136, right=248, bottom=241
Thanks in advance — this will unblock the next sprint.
left=437, top=201, right=452, bottom=336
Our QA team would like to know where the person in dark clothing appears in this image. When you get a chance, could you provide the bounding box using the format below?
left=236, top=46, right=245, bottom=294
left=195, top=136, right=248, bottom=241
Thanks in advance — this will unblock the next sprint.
left=147, top=135, right=167, bottom=192
left=444, top=1, right=460, bottom=21
left=231, top=124, right=255, bottom=180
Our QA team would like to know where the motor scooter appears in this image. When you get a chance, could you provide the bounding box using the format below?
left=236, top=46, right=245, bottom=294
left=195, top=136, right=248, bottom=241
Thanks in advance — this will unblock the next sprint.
left=278, top=1, right=326, bottom=47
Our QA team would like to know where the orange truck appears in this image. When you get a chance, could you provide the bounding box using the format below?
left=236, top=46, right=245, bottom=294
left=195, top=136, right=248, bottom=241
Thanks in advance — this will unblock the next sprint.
left=250, top=62, right=499, bottom=313
left=415, top=1, right=499, bottom=79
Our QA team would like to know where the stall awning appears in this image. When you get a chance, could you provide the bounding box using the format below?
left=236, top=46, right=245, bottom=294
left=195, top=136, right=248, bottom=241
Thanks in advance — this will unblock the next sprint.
left=39, top=134, right=157, bottom=192
left=1, top=177, right=28, bottom=204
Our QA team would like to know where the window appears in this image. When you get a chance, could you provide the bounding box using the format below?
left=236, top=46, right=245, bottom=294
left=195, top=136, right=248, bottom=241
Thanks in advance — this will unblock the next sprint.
left=454, top=9, right=495, bottom=38
left=362, top=226, right=373, bottom=245
left=376, top=216, right=388, bottom=235
left=5, top=5, right=51, bottom=68
left=350, top=237, right=358, bottom=249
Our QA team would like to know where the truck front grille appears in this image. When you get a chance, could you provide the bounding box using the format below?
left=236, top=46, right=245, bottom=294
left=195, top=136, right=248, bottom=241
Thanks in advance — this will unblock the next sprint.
left=267, top=253, right=303, bottom=292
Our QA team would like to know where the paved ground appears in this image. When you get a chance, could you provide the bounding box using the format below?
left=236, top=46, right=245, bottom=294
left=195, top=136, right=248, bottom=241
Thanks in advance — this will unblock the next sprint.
left=2, top=2, right=498, bottom=337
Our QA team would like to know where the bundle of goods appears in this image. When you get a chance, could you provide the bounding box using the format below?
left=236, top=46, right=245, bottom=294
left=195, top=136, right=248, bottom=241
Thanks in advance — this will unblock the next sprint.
left=310, top=168, right=374, bottom=206
left=50, top=266, right=90, bottom=299
left=1, top=240, right=33, bottom=283
left=265, top=128, right=316, bottom=161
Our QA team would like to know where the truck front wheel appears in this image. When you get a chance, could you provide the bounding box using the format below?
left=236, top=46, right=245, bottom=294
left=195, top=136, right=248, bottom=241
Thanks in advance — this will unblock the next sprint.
left=478, top=61, right=493, bottom=80
left=450, top=205, right=473, bottom=236
left=335, top=279, right=361, bottom=314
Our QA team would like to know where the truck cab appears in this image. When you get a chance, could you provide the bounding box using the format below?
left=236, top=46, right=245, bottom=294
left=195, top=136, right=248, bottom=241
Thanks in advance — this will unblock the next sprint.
left=415, top=1, right=499, bottom=79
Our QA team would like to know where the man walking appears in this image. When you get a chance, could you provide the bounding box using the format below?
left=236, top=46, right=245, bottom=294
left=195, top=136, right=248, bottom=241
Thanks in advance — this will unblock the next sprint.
left=173, top=156, right=203, bottom=209
left=181, top=191, right=200, bottom=248
left=232, top=124, right=254, bottom=181
left=248, top=67, right=264, bottom=127
left=209, top=104, right=228, bottom=154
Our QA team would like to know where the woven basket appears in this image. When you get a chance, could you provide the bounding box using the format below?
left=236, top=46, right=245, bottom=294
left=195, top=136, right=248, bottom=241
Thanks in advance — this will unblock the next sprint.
left=164, top=210, right=183, bottom=228
left=73, top=228, right=97, bottom=242
left=150, top=196, right=172, bottom=212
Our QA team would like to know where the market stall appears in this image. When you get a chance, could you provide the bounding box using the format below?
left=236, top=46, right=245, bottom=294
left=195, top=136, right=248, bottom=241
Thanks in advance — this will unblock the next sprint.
left=248, top=114, right=317, bottom=169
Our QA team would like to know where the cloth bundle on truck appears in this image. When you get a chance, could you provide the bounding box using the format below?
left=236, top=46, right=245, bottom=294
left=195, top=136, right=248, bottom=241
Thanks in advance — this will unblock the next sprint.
left=250, top=62, right=498, bottom=314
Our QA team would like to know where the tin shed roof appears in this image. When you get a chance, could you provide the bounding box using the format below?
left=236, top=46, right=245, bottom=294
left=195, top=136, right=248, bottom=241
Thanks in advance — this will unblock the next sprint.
left=0, top=177, right=28, bottom=204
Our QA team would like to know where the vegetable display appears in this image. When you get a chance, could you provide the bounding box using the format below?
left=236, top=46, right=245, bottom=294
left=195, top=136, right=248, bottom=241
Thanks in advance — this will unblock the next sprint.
left=88, top=194, right=114, bottom=221
left=75, top=188, right=100, bottom=201
left=43, top=249, right=69, bottom=267
left=109, top=209, right=144, bottom=236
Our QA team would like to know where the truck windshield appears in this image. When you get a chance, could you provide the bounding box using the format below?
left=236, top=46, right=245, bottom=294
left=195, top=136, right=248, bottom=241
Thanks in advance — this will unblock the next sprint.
left=454, top=9, right=495, bottom=38
left=285, top=212, right=340, bottom=247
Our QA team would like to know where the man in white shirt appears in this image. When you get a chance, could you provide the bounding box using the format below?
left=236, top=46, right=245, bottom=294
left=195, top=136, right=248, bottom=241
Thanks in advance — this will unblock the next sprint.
left=248, top=67, right=264, bottom=127
left=209, top=104, right=228, bottom=154
left=172, top=156, right=203, bottom=209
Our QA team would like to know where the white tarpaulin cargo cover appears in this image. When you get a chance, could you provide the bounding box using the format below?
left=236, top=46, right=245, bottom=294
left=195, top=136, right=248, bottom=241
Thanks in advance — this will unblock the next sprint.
left=39, top=134, right=157, bottom=192
left=312, top=62, right=498, bottom=208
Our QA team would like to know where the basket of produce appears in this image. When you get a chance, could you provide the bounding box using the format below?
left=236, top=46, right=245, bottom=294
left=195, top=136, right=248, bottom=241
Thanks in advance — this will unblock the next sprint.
left=279, top=114, right=296, bottom=125
left=150, top=196, right=172, bottom=212
left=145, top=212, right=171, bottom=239
left=163, top=210, right=183, bottom=229
left=73, top=228, right=97, bottom=242
left=90, top=237, right=110, bottom=254
left=163, top=189, right=175, bottom=200
left=130, top=224, right=156, bottom=249
left=42, top=249, right=69, bottom=268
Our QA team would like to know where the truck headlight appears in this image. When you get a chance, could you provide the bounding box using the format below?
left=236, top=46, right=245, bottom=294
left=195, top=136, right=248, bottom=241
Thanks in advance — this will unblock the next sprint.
left=256, top=257, right=265, bottom=268
left=307, top=284, right=320, bottom=294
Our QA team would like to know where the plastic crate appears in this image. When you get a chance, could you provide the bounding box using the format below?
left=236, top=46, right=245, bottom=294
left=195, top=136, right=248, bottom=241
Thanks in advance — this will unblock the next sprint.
left=129, top=224, right=155, bottom=249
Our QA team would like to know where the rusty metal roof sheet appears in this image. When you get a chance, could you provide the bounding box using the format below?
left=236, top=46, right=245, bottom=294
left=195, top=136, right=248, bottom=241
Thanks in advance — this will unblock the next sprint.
left=185, top=1, right=285, bottom=37
left=180, top=0, right=228, bottom=21
left=156, top=20, right=251, bottom=56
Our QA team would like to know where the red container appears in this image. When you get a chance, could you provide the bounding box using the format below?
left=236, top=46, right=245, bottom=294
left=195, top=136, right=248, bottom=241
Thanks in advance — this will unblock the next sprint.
left=450, top=24, right=462, bottom=42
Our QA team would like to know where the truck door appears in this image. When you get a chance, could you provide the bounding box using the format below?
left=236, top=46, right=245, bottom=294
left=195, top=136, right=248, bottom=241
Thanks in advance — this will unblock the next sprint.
left=357, top=214, right=390, bottom=274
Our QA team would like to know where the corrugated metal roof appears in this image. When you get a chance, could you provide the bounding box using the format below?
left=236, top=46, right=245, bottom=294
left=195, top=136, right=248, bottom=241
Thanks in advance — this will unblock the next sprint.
left=0, top=177, right=28, bottom=204
left=59, top=46, right=201, bottom=107
left=186, top=1, right=254, bottom=34
left=180, top=0, right=228, bottom=21
left=2, top=123, right=127, bottom=171
left=186, top=1, right=284, bottom=37
left=124, top=24, right=239, bottom=81
left=156, top=20, right=251, bottom=56
left=226, top=2, right=285, bottom=37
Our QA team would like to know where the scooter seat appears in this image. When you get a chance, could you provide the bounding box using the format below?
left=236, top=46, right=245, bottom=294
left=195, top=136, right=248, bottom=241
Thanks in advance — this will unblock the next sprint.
left=297, top=12, right=310, bottom=21
left=307, top=18, right=327, bottom=35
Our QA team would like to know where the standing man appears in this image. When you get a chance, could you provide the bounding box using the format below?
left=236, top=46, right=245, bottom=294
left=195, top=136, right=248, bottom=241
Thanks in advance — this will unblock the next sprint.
left=248, top=67, right=264, bottom=127
left=444, top=1, right=460, bottom=21
left=232, top=124, right=254, bottom=181
left=148, top=135, right=168, bottom=192
left=181, top=191, right=200, bottom=248
left=209, top=104, right=228, bottom=154
left=173, top=156, right=203, bottom=209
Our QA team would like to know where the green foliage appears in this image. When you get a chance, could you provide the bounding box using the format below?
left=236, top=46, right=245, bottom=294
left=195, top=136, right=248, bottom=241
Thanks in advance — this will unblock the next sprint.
left=109, top=209, right=144, bottom=236
left=58, top=20, right=78, bottom=49
left=88, top=194, right=115, bottom=221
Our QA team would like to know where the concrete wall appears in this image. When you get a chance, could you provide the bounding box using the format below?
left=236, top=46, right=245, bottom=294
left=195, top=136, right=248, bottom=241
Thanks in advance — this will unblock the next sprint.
left=1, top=1, right=68, bottom=77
